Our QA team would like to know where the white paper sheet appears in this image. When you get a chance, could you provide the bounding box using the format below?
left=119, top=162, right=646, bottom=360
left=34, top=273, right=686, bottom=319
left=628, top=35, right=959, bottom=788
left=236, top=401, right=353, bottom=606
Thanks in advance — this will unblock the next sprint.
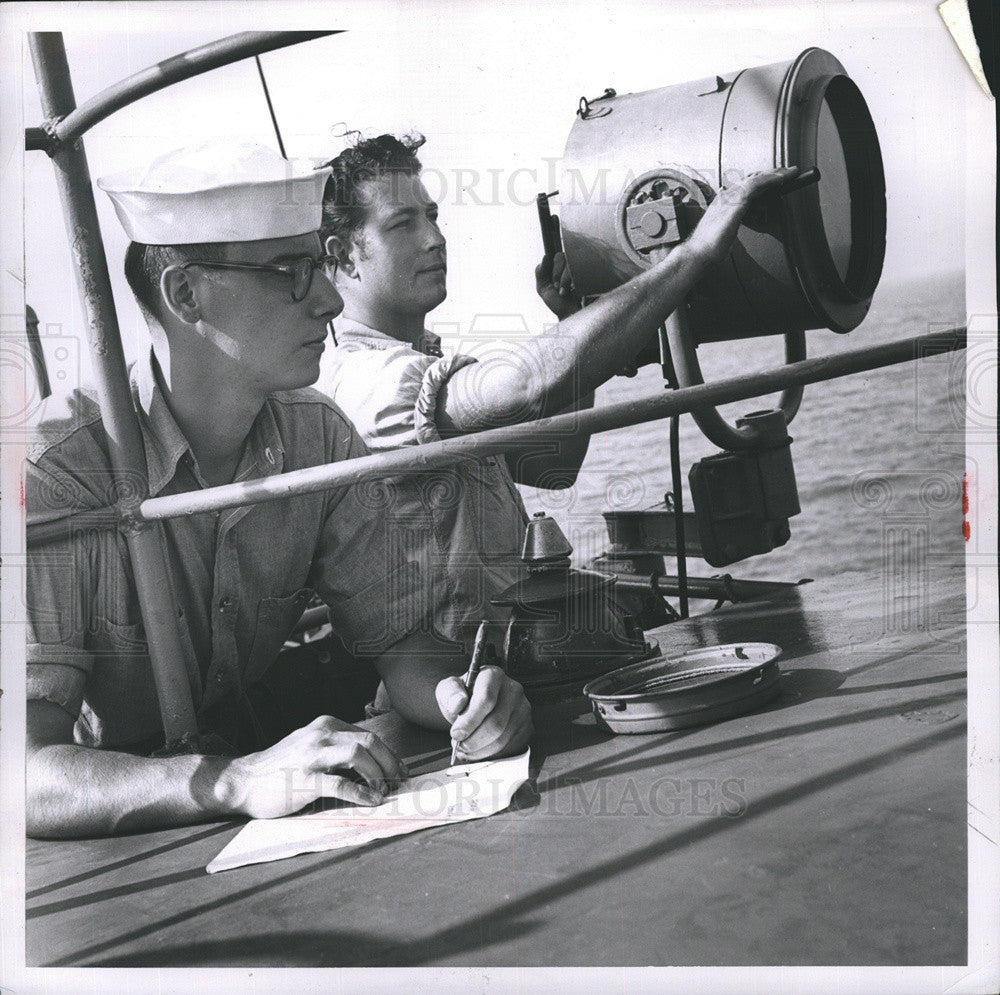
left=206, top=749, right=531, bottom=873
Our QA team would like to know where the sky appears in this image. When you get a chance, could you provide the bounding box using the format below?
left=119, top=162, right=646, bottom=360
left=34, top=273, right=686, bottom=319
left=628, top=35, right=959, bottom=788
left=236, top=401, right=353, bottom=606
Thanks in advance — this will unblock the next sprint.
left=6, top=0, right=982, bottom=387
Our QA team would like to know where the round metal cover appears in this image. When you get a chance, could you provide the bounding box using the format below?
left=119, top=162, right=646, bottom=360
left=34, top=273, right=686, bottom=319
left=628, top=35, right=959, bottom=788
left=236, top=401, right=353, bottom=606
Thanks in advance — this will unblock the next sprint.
left=583, top=642, right=782, bottom=733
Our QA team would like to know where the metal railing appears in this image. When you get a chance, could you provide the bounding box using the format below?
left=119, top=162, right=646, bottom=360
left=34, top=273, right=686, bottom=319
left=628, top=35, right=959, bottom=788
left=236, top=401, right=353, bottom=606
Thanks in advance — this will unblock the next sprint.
left=134, top=327, right=963, bottom=517
left=26, top=32, right=336, bottom=153
left=26, top=325, right=966, bottom=542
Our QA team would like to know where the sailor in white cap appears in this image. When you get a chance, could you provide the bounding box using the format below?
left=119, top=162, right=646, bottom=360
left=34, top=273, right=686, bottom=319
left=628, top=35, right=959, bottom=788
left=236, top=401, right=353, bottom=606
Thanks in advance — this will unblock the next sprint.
left=24, top=142, right=531, bottom=839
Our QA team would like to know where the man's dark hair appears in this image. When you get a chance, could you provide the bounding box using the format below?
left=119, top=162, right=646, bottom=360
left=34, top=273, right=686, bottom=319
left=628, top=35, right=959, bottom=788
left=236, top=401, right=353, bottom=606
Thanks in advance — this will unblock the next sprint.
left=318, top=132, right=426, bottom=263
left=124, top=241, right=227, bottom=318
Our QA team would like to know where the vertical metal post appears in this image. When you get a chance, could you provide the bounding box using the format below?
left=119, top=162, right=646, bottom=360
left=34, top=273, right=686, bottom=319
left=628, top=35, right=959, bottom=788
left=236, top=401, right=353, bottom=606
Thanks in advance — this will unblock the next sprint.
left=29, top=32, right=198, bottom=744
left=668, top=416, right=689, bottom=618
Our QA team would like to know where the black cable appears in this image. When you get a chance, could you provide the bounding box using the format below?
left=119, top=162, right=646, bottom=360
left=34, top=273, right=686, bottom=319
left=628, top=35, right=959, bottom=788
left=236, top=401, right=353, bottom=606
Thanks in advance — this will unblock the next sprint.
left=255, top=55, right=286, bottom=158
left=669, top=413, right=689, bottom=618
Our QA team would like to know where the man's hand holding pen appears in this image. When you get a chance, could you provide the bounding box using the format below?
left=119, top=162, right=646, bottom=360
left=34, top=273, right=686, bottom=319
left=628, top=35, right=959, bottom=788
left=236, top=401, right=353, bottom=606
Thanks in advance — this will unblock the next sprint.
left=435, top=622, right=533, bottom=764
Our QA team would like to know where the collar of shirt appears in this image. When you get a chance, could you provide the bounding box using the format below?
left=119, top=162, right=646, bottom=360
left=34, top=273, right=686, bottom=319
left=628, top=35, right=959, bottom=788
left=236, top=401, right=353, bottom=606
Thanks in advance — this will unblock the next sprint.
left=132, top=346, right=286, bottom=496
left=333, top=315, right=444, bottom=358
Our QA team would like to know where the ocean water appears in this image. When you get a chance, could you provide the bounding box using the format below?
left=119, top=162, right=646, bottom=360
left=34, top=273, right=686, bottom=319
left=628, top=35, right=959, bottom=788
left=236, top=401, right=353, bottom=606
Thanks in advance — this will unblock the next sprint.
left=520, top=273, right=967, bottom=591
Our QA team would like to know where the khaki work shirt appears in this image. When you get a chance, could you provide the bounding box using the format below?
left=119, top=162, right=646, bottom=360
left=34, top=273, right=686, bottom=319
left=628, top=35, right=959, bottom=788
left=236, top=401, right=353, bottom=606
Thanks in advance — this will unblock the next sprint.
left=26, top=348, right=441, bottom=751
left=317, top=317, right=528, bottom=644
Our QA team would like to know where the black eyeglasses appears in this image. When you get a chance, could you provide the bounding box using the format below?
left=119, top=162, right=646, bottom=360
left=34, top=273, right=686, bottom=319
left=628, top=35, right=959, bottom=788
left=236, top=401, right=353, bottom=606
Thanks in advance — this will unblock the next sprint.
left=179, top=254, right=338, bottom=302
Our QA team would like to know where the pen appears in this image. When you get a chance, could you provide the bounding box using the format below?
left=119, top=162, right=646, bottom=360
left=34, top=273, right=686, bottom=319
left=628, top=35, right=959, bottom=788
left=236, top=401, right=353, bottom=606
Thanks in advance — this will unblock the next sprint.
left=451, top=619, right=488, bottom=766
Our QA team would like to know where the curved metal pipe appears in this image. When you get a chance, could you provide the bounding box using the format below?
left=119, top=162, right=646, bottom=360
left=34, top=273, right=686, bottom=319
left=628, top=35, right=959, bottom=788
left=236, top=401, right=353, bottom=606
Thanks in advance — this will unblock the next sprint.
left=30, top=31, right=337, bottom=148
left=778, top=326, right=806, bottom=422
left=669, top=415, right=689, bottom=618
left=665, top=309, right=806, bottom=451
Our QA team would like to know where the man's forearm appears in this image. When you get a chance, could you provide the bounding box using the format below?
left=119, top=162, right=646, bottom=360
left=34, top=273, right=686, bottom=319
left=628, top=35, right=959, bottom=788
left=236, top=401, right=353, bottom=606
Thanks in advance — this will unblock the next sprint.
left=374, top=630, right=467, bottom=731
left=441, top=168, right=797, bottom=434
left=507, top=390, right=596, bottom=487
left=27, top=742, right=240, bottom=839
left=536, top=244, right=706, bottom=409
left=444, top=243, right=706, bottom=432
left=375, top=631, right=533, bottom=763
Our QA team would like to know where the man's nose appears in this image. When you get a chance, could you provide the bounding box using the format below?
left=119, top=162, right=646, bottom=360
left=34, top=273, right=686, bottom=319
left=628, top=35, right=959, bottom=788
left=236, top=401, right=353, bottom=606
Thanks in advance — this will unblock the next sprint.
left=424, top=218, right=446, bottom=252
left=311, top=268, right=344, bottom=319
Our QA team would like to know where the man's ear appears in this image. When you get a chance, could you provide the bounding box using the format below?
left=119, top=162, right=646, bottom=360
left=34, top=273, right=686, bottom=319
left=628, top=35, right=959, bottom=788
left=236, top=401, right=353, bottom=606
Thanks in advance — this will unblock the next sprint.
left=324, top=234, right=360, bottom=280
left=160, top=265, right=202, bottom=323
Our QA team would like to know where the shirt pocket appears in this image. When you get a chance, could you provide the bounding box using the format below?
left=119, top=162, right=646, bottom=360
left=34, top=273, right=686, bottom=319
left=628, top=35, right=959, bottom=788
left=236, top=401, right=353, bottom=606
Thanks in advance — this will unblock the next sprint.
left=245, top=588, right=313, bottom=685
left=92, top=618, right=148, bottom=657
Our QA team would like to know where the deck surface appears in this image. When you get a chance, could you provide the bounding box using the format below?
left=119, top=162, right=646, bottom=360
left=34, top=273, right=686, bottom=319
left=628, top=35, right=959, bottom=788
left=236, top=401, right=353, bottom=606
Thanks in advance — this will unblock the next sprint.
left=25, top=573, right=967, bottom=967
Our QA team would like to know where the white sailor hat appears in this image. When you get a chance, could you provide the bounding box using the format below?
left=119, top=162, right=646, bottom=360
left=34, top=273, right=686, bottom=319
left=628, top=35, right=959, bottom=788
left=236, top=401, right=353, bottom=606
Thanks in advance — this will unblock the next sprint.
left=97, top=141, right=332, bottom=245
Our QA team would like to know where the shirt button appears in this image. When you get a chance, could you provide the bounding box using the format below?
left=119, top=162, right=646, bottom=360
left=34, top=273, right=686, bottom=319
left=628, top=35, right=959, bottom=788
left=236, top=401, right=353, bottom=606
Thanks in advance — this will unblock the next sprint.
left=218, top=597, right=233, bottom=613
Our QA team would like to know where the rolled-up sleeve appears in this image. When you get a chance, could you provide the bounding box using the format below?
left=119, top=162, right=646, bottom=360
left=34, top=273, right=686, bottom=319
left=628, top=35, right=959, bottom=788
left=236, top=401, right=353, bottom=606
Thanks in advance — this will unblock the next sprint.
left=25, top=455, right=146, bottom=721
left=413, top=354, right=478, bottom=444
left=323, top=345, right=476, bottom=451
left=26, top=476, right=100, bottom=718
